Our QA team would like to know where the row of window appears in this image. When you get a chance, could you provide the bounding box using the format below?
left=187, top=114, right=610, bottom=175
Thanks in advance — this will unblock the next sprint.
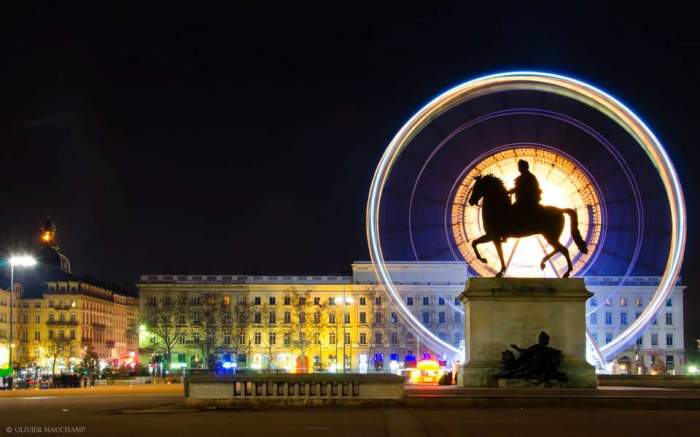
left=590, top=297, right=673, bottom=308
left=158, top=310, right=463, bottom=326
left=170, top=330, right=443, bottom=347
left=149, top=294, right=467, bottom=307
left=589, top=312, right=673, bottom=326
left=406, top=297, right=459, bottom=306
left=150, top=295, right=387, bottom=307
left=592, top=332, right=675, bottom=347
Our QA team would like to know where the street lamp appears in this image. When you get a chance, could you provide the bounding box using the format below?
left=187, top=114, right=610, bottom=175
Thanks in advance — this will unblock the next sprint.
left=6, top=255, right=37, bottom=379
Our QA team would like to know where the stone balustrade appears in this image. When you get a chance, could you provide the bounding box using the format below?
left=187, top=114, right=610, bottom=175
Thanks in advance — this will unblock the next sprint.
left=184, top=373, right=404, bottom=407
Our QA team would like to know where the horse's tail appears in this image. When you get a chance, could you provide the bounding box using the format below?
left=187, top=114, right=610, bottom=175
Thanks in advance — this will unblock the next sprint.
left=563, top=208, right=588, bottom=254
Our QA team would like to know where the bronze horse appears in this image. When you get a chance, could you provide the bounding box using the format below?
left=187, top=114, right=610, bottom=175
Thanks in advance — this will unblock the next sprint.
left=468, top=174, right=588, bottom=278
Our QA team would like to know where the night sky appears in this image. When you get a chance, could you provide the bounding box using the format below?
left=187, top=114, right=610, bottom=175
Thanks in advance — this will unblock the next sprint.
left=2, top=4, right=699, bottom=355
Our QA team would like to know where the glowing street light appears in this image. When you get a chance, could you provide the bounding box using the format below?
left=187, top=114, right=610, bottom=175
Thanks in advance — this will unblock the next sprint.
left=9, top=256, right=37, bottom=268
left=3, top=255, right=37, bottom=380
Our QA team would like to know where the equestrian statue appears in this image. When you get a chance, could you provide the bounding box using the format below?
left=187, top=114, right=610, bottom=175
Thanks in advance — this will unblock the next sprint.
left=468, top=159, right=588, bottom=278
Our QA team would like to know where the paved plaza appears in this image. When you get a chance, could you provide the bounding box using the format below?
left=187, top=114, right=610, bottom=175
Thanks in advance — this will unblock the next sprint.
left=2, top=385, right=700, bottom=437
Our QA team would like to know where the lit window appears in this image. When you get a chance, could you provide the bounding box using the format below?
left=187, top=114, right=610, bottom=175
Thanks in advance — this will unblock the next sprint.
left=635, top=297, right=642, bottom=307
left=619, top=297, right=627, bottom=307
left=605, top=299, right=612, bottom=307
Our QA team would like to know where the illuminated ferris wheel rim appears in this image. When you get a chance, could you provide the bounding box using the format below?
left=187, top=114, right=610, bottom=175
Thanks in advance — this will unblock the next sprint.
left=366, top=71, right=686, bottom=362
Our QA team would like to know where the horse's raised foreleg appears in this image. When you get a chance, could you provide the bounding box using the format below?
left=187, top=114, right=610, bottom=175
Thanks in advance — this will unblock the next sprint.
left=471, top=234, right=492, bottom=264
left=494, top=239, right=506, bottom=277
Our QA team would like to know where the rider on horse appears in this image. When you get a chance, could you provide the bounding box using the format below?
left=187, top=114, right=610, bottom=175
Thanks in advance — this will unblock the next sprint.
left=508, top=160, right=542, bottom=218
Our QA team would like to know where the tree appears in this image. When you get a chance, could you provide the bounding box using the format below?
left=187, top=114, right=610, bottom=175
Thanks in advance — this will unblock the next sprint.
left=229, top=296, right=253, bottom=367
left=80, top=345, right=99, bottom=377
left=364, top=287, right=386, bottom=371
left=189, top=293, right=222, bottom=370
left=141, top=291, right=186, bottom=371
left=46, top=335, right=72, bottom=376
left=290, top=289, right=314, bottom=373
left=259, top=303, right=277, bottom=371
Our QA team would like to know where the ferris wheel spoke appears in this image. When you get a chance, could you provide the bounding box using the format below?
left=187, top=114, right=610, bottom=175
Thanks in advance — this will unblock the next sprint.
left=503, top=238, right=520, bottom=273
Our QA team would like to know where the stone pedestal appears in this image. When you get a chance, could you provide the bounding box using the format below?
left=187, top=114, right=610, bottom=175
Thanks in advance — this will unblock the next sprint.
left=457, top=277, right=597, bottom=388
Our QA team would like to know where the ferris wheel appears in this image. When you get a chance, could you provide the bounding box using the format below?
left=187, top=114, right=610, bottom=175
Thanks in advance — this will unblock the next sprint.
left=366, top=72, right=685, bottom=366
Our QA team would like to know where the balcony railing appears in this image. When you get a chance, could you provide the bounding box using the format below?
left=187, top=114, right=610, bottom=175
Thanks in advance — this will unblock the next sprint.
left=46, top=320, right=79, bottom=326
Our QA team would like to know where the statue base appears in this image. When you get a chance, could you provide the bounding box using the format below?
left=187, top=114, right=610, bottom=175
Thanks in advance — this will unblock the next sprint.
left=457, top=277, right=597, bottom=388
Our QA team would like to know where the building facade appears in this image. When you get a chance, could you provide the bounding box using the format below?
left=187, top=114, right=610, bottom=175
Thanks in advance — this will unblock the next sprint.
left=138, top=262, right=686, bottom=374
left=12, top=281, right=139, bottom=374
left=585, top=276, right=686, bottom=374
left=1, top=219, right=139, bottom=375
